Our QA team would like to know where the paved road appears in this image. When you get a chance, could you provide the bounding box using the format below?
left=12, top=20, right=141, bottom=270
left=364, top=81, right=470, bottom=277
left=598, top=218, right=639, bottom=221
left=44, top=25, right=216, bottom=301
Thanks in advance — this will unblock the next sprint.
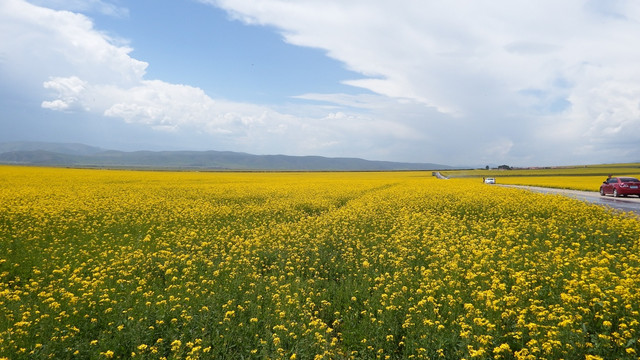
left=500, top=185, right=640, bottom=216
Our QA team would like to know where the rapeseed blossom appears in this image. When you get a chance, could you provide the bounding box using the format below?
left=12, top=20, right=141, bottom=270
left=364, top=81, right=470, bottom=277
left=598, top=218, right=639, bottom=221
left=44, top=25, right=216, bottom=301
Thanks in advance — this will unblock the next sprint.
left=0, top=166, right=639, bottom=359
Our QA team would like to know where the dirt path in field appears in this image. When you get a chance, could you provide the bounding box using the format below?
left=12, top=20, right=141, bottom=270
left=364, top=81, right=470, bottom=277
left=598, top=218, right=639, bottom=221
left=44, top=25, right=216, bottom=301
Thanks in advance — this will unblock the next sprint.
left=499, top=184, right=640, bottom=216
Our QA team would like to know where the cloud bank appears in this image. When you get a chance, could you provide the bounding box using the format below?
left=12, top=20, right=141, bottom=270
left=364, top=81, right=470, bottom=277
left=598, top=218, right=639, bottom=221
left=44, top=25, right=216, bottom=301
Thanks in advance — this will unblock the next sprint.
left=2, top=0, right=640, bottom=165
left=205, top=0, right=640, bottom=164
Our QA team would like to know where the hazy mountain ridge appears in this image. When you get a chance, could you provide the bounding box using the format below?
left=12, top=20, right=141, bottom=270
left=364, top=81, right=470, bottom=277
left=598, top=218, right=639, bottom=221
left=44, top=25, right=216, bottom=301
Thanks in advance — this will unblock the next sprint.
left=0, top=142, right=452, bottom=170
left=0, top=141, right=105, bottom=156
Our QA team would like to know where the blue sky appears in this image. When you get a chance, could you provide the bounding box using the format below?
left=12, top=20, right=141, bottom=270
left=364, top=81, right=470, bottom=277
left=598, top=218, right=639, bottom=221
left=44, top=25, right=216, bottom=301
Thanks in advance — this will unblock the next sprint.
left=91, top=0, right=362, bottom=103
left=1, top=0, right=640, bottom=166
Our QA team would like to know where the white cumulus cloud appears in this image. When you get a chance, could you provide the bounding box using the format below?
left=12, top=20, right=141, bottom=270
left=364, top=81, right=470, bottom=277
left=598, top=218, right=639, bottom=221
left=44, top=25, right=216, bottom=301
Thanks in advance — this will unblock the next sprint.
left=204, top=0, right=640, bottom=165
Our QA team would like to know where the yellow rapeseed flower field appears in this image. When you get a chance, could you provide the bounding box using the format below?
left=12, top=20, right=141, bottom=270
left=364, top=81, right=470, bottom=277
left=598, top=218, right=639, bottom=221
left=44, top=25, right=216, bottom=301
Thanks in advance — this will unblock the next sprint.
left=0, top=165, right=639, bottom=359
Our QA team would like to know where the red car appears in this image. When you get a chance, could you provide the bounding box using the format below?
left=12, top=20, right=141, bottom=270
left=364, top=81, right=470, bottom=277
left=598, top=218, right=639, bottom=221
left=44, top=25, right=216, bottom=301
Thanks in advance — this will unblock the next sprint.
left=600, top=177, right=640, bottom=197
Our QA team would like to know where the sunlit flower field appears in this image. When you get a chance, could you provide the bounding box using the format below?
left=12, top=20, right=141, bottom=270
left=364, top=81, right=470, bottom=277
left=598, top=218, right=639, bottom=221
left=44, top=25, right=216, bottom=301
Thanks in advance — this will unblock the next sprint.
left=1, top=166, right=639, bottom=359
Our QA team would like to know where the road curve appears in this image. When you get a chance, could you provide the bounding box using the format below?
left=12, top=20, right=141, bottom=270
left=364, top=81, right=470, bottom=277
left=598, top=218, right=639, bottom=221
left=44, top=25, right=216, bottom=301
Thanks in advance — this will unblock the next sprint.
left=499, top=184, right=640, bottom=216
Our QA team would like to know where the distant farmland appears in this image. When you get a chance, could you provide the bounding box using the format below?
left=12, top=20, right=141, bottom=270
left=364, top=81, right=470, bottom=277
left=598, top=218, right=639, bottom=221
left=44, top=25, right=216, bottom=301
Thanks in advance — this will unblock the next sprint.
left=443, top=163, right=640, bottom=191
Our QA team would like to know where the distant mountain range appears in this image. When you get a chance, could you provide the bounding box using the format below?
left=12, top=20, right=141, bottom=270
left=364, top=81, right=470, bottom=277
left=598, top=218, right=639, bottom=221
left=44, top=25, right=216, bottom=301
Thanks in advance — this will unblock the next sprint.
left=0, top=142, right=452, bottom=171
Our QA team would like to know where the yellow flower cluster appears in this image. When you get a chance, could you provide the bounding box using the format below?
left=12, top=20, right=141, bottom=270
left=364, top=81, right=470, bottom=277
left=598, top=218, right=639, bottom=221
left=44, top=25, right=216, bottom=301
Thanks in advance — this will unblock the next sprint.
left=0, top=166, right=639, bottom=359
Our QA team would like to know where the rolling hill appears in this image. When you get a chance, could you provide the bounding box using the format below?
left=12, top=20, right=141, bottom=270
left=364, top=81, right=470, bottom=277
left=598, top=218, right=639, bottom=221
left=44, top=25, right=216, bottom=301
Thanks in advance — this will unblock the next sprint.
left=0, top=142, right=452, bottom=171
